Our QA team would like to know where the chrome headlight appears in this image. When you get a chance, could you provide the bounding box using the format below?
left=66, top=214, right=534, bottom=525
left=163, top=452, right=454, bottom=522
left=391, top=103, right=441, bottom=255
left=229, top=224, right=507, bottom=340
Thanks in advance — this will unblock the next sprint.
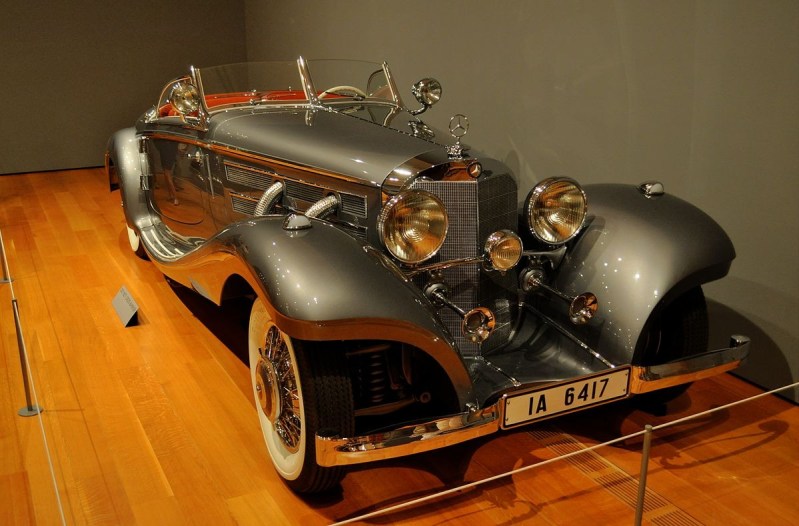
left=524, top=177, right=587, bottom=244
left=484, top=230, right=522, bottom=271
left=378, top=190, right=448, bottom=264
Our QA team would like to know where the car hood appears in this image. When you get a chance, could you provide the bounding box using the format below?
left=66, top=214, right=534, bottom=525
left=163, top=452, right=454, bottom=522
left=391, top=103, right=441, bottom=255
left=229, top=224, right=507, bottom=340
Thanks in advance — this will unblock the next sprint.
left=208, top=108, right=446, bottom=187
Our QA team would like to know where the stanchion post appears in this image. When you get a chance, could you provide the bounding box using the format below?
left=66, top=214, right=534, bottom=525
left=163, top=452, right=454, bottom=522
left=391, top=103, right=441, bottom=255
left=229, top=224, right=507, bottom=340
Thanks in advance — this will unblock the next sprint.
left=0, top=229, right=12, bottom=284
left=12, top=299, right=43, bottom=417
left=634, top=424, right=653, bottom=526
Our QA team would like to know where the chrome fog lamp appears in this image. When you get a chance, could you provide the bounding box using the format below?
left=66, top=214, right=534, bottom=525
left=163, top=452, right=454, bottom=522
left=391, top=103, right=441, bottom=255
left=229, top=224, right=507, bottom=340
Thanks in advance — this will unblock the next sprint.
left=378, top=190, right=448, bottom=264
left=484, top=230, right=522, bottom=271
left=462, top=307, right=495, bottom=343
left=525, top=177, right=588, bottom=244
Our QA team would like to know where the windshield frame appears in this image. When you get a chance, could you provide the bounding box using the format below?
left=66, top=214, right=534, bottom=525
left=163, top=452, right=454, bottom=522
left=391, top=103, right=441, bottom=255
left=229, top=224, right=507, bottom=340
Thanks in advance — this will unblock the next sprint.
left=190, top=57, right=403, bottom=114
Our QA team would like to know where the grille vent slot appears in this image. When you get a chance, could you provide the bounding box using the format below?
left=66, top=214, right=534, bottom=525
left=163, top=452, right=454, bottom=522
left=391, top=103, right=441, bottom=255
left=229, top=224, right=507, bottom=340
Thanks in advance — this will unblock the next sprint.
left=225, top=163, right=276, bottom=190
left=231, top=194, right=257, bottom=215
left=340, top=192, right=368, bottom=218
left=285, top=180, right=325, bottom=203
left=225, top=162, right=368, bottom=220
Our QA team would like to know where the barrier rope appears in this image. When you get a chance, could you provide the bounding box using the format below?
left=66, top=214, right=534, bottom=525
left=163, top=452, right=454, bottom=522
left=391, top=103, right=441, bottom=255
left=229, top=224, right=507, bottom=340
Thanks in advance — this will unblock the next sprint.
left=330, top=381, right=799, bottom=525
left=0, top=229, right=67, bottom=525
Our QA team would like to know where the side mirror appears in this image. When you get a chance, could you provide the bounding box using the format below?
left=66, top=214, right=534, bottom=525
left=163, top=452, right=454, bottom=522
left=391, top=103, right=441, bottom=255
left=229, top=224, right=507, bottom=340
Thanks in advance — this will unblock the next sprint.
left=410, top=78, right=442, bottom=115
left=168, top=80, right=208, bottom=130
left=169, top=81, right=201, bottom=115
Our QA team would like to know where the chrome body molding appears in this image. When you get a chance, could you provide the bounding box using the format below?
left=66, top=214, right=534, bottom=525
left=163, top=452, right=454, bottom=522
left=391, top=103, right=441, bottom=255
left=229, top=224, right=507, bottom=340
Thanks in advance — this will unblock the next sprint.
left=316, top=407, right=501, bottom=467
left=315, top=335, right=750, bottom=467
left=629, top=335, right=751, bottom=394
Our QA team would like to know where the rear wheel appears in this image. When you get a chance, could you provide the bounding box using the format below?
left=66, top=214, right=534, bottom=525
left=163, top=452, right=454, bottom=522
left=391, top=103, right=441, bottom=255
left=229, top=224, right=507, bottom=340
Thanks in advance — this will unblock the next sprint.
left=248, top=299, right=354, bottom=493
left=126, top=225, right=149, bottom=260
left=635, top=287, right=709, bottom=404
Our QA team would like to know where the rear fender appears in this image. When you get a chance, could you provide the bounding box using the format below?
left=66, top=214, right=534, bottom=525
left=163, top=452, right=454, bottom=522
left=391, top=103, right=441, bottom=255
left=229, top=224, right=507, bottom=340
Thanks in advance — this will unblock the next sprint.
left=554, top=184, right=735, bottom=364
left=106, top=127, right=153, bottom=234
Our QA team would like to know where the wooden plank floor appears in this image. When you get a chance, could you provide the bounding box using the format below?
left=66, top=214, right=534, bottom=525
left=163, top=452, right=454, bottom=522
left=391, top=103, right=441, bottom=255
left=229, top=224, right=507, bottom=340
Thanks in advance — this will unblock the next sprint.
left=1, top=168, right=797, bottom=525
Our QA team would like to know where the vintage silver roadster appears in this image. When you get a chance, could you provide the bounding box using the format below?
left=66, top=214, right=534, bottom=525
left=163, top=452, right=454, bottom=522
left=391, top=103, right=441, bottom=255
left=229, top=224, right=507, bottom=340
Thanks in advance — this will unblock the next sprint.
left=106, top=57, right=750, bottom=493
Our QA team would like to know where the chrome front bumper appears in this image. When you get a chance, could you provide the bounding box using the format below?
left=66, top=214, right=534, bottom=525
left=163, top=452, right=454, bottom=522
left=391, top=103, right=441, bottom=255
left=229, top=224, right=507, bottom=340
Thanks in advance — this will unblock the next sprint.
left=315, top=335, right=750, bottom=467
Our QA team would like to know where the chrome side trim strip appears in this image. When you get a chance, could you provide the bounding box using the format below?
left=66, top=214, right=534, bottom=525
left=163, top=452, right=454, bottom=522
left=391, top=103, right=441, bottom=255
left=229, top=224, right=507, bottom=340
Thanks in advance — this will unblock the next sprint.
left=315, top=407, right=500, bottom=467
left=630, top=335, right=750, bottom=394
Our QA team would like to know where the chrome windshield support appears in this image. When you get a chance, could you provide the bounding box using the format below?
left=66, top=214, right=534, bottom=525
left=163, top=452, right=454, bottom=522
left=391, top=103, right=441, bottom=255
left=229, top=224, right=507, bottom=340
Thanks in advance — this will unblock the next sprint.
left=297, top=56, right=319, bottom=107
left=382, top=61, right=404, bottom=107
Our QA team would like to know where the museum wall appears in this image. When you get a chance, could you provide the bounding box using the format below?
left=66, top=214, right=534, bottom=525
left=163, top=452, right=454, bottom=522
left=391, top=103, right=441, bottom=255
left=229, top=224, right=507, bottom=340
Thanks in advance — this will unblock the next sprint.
left=0, top=0, right=247, bottom=175
left=1, top=1, right=796, bottom=402
left=244, top=0, right=799, bottom=401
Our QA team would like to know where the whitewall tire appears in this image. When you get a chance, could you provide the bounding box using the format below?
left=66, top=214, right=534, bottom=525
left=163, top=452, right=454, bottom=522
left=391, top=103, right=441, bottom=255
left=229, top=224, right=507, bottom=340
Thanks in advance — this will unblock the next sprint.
left=248, top=298, right=353, bottom=493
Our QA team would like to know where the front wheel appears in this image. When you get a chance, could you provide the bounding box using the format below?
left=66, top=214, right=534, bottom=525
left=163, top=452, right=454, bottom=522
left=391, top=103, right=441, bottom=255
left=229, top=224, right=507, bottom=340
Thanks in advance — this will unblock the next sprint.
left=635, top=286, right=709, bottom=404
left=248, top=299, right=354, bottom=493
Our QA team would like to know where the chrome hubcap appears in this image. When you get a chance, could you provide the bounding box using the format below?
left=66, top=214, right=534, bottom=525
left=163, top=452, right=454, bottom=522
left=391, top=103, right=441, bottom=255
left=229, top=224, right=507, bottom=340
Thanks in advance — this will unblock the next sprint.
left=257, top=326, right=302, bottom=452
left=256, top=358, right=280, bottom=423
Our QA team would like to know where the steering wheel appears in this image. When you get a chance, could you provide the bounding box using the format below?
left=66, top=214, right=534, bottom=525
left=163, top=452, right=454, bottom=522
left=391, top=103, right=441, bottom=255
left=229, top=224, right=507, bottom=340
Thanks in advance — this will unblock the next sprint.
left=319, top=85, right=367, bottom=99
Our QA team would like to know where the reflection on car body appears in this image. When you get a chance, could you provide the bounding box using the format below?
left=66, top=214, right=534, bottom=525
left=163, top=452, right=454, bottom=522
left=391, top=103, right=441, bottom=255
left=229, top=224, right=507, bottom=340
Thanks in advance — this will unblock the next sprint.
left=106, top=57, right=749, bottom=494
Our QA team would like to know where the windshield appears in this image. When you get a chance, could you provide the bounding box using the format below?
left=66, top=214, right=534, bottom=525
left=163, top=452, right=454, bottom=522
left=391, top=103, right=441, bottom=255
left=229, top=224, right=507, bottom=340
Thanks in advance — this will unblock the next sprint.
left=192, top=58, right=397, bottom=112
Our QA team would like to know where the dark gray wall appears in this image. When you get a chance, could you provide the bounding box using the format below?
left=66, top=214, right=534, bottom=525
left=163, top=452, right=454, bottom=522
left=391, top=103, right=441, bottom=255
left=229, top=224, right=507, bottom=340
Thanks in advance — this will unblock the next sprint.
left=2, top=1, right=795, bottom=401
left=0, top=1, right=246, bottom=174
left=245, top=0, right=799, bottom=401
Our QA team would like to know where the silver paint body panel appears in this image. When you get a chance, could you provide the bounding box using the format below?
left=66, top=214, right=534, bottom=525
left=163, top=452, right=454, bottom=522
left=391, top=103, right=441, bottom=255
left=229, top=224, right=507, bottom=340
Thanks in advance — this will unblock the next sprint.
left=106, top=59, right=748, bottom=463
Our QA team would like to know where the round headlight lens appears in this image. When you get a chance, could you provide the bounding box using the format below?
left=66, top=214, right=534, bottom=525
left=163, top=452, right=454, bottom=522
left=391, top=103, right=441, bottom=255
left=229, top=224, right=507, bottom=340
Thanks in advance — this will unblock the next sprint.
left=378, top=190, right=448, bottom=264
left=484, top=230, right=523, bottom=271
left=525, top=178, right=588, bottom=244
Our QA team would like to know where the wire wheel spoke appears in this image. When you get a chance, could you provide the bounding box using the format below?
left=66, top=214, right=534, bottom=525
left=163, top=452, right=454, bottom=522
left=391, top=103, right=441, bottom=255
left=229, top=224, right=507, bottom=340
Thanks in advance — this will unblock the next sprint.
left=261, top=324, right=302, bottom=452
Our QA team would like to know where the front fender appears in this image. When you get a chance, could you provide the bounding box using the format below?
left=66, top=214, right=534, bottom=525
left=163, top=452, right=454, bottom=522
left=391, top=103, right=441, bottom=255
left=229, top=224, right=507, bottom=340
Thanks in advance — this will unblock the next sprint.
left=554, top=184, right=735, bottom=364
left=153, top=216, right=473, bottom=405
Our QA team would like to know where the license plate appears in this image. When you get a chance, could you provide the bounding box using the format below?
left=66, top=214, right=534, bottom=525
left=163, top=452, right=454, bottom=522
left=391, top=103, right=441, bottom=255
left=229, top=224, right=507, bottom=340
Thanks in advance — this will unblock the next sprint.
left=502, top=368, right=630, bottom=428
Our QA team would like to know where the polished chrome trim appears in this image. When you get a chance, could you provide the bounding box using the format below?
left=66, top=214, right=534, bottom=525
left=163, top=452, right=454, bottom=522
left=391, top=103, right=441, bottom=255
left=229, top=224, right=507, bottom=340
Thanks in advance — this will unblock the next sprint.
left=254, top=181, right=285, bottom=216
left=315, top=407, right=500, bottom=467
left=524, top=177, right=588, bottom=245
left=381, top=61, right=404, bottom=107
left=630, top=335, right=750, bottom=394
left=142, top=132, right=378, bottom=189
left=149, top=75, right=192, bottom=124
left=484, top=230, right=522, bottom=271
left=406, top=256, right=483, bottom=277
left=638, top=181, right=665, bottom=198
left=315, top=335, right=749, bottom=467
left=305, top=194, right=339, bottom=219
left=297, top=56, right=320, bottom=107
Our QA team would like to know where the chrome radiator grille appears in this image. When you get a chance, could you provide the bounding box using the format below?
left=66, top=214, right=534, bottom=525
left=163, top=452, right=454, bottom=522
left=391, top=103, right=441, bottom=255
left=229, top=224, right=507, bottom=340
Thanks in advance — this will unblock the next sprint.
left=411, top=172, right=518, bottom=356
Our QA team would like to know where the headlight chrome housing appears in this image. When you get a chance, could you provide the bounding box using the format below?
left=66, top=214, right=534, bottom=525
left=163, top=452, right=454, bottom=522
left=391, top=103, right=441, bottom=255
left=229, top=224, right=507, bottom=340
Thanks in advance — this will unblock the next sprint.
left=484, top=230, right=523, bottom=271
left=378, top=190, right=448, bottom=264
left=524, top=177, right=588, bottom=245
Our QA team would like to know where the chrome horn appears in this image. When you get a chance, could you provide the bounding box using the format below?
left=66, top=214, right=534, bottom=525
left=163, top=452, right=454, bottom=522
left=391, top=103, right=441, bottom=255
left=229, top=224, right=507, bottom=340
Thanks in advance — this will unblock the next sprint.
left=425, top=282, right=495, bottom=343
left=521, top=269, right=599, bottom=325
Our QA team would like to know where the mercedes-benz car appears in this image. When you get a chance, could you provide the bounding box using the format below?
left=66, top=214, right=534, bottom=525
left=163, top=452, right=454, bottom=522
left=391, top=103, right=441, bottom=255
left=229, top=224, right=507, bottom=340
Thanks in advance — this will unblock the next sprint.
left=106, top=57, right=750, bottom=493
